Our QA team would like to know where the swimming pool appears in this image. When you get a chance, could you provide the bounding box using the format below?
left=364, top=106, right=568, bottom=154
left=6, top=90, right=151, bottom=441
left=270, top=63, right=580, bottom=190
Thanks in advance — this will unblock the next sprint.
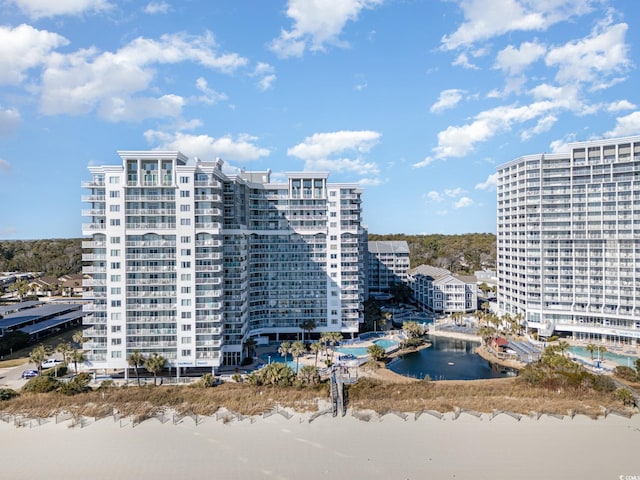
left=569, top=346, right=638, bottom=367
left=336, top=338, right=399, bottom=357
left=259, top=353, right=300, bottom=372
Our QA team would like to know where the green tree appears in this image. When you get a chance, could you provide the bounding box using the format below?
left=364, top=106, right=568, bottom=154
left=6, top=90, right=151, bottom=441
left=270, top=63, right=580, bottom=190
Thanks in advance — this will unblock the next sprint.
left=325, top=332, right=343, bottom=363
left=29, top=344, right=50, bottom=374
left=262, top=363, right=295, bottom=386
left=69, top=348, right=86, bottom=375
left=635, top=358, right=640, bottom=374
left=585, top=343, right=597, bottom=361
left=278, top=341, right=291, bottom=362
left=127, top=350, right=145, bottom=385
left=614, top=387, right=634, bottom=406
left=299, top=319, right=316, bottom=343
left=145, top=353, right=166, bottom=386
left=11, top=280, right=30, bottom=301
left=367, top=344, right=386, bottom=361
left=290, top=341, right=306, bottom=373
left=72, top=330, right=87, bottom=347
left=402, top=321, right=424, bottom=338
left=298, top=365, right=320, bottom=385
left=309, top=342, right=322, bottom=367
left=597, top=345, right=607, bottom=360
left=557, top=340, right=570, bottom=357
left=55, top=341, right=72, bottom=365
left=243, top=337, right=257, bottom=360
left=478, top=325, right=497, bottom=345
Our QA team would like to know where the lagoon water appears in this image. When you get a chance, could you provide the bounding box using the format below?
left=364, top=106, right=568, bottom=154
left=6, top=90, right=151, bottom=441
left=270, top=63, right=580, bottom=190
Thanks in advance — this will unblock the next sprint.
left=388, top=336, right=515, bottom=380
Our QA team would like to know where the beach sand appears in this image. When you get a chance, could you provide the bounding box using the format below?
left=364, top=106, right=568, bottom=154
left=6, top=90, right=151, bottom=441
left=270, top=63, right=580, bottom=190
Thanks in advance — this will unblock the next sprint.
left=2, top=410, right=638, bottom=479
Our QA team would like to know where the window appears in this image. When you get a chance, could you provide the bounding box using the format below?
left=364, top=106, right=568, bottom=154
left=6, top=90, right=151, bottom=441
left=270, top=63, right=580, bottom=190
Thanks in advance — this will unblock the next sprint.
left=111, top=338, right=122, bottom=345
left=331, top=291, right=338, bottom=296
left=180, top=218, right=191, bottom=226
left=181, top=337, right=192, bottom=344
left=331, top=272, right=337, bottom=278
left=180, top=190, right=190, bottom=198
left=110, top=237, right=120, bottom=244
left=181, top=249, right=191, bottom=256
left=180, top=176, right=190, bottom=184
left=181, top=312, right=192, bottom=319
left=110, top=219, right=121, bottom=226
left=111, top=313, right=121, bottom=321
left=180, top=274, right=191, bottom=281
left=330, top=254, right=337, bottom=259
left=110, top=287, right=121, bottom=295
left=111, top=300, right=121, bottom=307
left=110, top=262, right=120, bottom=269
left=109, top=191, right=120, bottom=198
left=181, top=299, right=192, bottom=306
left=111, top=325, right=122, bottom=333
left=110, top=249, right=120, bottom=256
left=181, top=349, right=192, bottom=356
left=110, top=205, right=120, bottom=212
left=109, top=176, right=120, bottom=184
left=110, top=274, right=121, bottom=282
left=330, top=235, right=337, bottom=241
left=180, top=205, right=191, bottom=212
left=181, top=261, right=191, bottom=268
left=181, top=286, right=191, bottom=294
left=181, top=236, right=190, bottom=243
left=330, top=212, right=337, bottom=217
left=111, top=351, right=122, bottom=358
left=181, top=324, right=192, bottom=331
left=331, top=310, right=338, bottom=315
left=330, top=191, right=336, bottom=197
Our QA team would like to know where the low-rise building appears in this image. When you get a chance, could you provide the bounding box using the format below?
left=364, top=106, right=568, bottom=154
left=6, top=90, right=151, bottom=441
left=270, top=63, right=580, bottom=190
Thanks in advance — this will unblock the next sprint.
left=408, top=265, right=477, bottom=314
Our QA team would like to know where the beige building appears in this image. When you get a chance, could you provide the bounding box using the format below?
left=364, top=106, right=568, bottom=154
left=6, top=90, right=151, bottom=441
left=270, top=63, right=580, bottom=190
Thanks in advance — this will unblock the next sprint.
left=408, top=265, right=477, bottom=313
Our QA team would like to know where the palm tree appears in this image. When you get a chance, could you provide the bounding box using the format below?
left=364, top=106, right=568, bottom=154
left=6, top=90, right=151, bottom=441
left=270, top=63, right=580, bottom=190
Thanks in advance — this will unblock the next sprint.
left=597, top=345, right=607, bottom=361
left=585, top=343, right=597, bottom=361
left=367, top=343, right=386, bottom=361
left=557, top=340, right=570, bottom=357
left=290, top=341, right=306, bottom=373
left=278, top=341, right=291, bottom=362
left=298, top=365, right=319, bottom=385
left=299, top=319, right=316, bottom=343
left=72, top=330, right=87, bottom=347
left=243, top=337, right=257, bottom=360
left=55, top=341, right=72, bottom=365
left=127, top=350, right=145, bottom=385
left=145, top=353, right=166, bottom=386
left=69, top=348, right=86, bottom=375
left=309, top=342, right=322, bottom=367
left=29, top=344, right=49, bottom=374
left=327, top=332, right=343, bottom=363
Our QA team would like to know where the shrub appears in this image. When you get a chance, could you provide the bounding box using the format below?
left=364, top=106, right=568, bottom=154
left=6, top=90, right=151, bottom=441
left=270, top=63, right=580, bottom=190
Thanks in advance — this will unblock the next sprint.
left=200, top=373, right=216, bottom=387
left=231, top=373, right=242, bottom=383
left=367, top=344, right=386, bottom=361
left=0, top=387, right=19, bottom=401
left=614, top=388, right=635, bottom=406
left=22, top=375, right=60, bottom=393
left=59, top=373, right=92, bottom=395
left=41, top=365, right=68, bottom=377
left=614, top=366, right=639, bottom=383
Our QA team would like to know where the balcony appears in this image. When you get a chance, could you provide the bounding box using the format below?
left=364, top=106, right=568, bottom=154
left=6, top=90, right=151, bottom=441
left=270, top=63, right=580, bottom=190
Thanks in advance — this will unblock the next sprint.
left=82, top=223, right=106, bottom=231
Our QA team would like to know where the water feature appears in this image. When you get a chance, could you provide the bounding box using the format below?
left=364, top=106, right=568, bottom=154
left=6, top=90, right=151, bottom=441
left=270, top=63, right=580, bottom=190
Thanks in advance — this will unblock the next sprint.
left=569, top=346, right=638, bottom=367
left=388, top=336, right=516, bottom=381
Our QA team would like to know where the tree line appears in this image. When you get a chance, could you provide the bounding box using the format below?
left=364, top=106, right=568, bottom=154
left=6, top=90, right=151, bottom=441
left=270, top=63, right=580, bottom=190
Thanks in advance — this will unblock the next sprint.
left=0, top=239, right=82, bottom=277
left=369, top=233, right=496, bottom=274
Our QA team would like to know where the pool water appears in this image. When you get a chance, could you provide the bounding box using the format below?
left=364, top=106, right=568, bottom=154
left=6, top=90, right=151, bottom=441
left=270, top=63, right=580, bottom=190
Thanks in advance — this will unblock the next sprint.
left=569, top=346, right=638, bottom=367
left=336, top=338, right=399, bottom=357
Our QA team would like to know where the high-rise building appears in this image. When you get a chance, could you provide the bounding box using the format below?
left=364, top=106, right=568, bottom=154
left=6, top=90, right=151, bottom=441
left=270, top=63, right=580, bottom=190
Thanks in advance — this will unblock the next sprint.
left=367, top=241, right=410, bottom=296
left=82, top=151, right=366, bottom=371
left=497, top=136, right=640, bottom=348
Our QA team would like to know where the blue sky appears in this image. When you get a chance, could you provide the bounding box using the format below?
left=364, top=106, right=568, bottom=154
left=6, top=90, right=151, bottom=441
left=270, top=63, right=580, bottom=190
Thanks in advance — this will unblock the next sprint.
left=1, top=0, right=639, bottom=239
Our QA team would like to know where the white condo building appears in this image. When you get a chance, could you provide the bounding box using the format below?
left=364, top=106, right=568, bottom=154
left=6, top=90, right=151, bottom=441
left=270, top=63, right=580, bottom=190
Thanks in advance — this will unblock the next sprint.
left=82, top=151, right=367, bottom=371
left=497, top=136, right=640, bottom=348
left=367, top=241, right=410, bottom=295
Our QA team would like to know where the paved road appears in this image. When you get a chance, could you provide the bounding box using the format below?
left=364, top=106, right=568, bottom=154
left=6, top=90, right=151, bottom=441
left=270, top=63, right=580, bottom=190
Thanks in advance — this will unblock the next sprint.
left=0, top=360, right=31, bottom=390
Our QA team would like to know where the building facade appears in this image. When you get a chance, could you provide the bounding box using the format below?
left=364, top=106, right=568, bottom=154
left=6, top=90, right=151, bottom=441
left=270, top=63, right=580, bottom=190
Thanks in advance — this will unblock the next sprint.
left=408, top=265, right=477, bottom=313
left=367, top=241, right=410, bottom=296
left=497, top=136, right=640, bottom=347
left=82, top=151, right=367, bottom=371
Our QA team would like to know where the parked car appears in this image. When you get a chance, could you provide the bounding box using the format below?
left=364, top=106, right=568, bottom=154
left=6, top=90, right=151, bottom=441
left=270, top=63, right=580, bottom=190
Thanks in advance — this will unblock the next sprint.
left=21, top=369, right=38, bottom=379
left=42, top=358, right=63, bottom=369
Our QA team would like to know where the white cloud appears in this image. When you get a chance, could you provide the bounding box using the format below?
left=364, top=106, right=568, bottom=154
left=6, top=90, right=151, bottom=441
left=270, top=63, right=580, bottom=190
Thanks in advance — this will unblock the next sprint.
left=452, top=52, right=478, bottom=69
left=0, top=105, right=21, bottom=135
left=0, top=158, right=11, bottom=172
left=144, top=130, right=270, bottom=162
left=426, top=191, right=443, bottom=202
left=288, top=130, right=381, bottom=176
left=0, top=24, right=68, bottom=86
left=195, top=77, right=227, bottom=105
left=144, top=1, right=170, bottom=14
left=358, top=177, right=383, bottom=186
left=39, top=32, right=247, bottom=121
left=0, top=226, right=17, bottom=236
left=412, top=156, right=434, bottom=168
left=8, top=0, right=112, bottom=19
left=521, top=114, right=557, bottom=140
left=607, top=100, right=636, bottom=112
left=444, top=187, right=465, bottom=198
left=269, top=0, right=383, bottom=58
left=441, top=0, right=596, bottom=50
left=546, top=19, right=630, bottom=87
left=495, top=41, right=546, bottom=75
left=430, top=89, right=465, bottom=113
left=252, top=63, right=276, bottom=91
left=604, top=112, right=640, bottom=138
left=454, top=196, right=474, bottom=208
left=475, top=173, right=497, bottom=191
